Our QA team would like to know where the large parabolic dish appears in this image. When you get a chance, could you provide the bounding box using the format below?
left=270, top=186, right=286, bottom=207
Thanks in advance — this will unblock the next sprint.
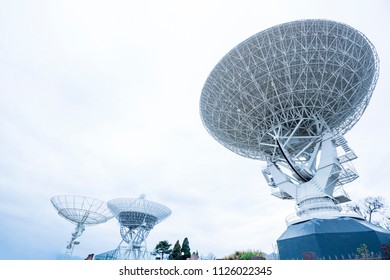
left=200, top=19, right=379, bottom=161
left=200, top=19, right=379, bottom=223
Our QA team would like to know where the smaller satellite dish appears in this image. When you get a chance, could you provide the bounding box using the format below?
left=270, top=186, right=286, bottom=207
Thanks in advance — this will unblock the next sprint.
left=51, top=195, right=113, bottom=225
left=51, top=195, right=113, bottom=257
left=104, top=195, right=171, bottom=260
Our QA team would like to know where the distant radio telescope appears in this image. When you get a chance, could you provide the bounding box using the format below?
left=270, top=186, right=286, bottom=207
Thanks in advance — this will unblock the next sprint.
left=97, top=194, right=171, bottom=260
left=200, top=19, right=390, bottom=259
left=51, top=195, right=113, bottom=258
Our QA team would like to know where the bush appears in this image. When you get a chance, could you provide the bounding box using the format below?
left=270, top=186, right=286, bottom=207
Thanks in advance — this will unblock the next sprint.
left=224, top=249, right=266, bottom=260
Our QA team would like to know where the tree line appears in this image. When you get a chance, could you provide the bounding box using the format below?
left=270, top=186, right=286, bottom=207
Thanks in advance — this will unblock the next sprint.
left=154, top=237, right=196, bottom=260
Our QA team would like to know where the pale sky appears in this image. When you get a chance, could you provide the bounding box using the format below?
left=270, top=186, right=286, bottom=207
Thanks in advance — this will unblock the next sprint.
left=0, top=0, right=390, bottom=259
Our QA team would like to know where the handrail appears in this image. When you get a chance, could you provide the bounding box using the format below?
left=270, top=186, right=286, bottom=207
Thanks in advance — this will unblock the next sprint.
left=285, top=210, right=363, bottom=226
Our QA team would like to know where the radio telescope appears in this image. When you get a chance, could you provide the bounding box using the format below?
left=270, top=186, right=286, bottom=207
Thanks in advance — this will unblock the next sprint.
left=200, top=19, right=390, bottom=259
left=99, top=194, right=171, bottom=260
left=51, top=195, right=113, bottom=258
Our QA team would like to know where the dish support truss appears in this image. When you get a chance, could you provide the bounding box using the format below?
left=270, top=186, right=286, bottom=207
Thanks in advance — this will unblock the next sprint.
left=109, top=212, right=157, bottom=260
left=262, top=123, right=362, bottom=225
left=64, top=223, right=85, bottom=257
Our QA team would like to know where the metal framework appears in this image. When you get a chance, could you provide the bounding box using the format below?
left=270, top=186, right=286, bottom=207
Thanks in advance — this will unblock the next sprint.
left=106, top=194, right=171, bottom=260
left=200, top=19, right=379, bottom=224
left=51, top=195, right=113, bottom=258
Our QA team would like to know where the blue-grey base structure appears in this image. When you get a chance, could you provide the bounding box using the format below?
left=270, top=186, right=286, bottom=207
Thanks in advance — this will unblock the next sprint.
left=277, top=217, right=390, bottom=260
left=94, top=249, right=121, bottom=260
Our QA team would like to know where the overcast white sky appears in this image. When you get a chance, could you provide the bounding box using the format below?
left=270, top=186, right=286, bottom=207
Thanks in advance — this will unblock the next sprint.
left=0, top=0, right=390, bottom=260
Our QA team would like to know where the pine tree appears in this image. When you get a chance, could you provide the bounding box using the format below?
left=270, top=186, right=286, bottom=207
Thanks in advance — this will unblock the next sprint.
left=181, top=237, right=191, bottom=260
left=171, top=240, right=182, bottom=260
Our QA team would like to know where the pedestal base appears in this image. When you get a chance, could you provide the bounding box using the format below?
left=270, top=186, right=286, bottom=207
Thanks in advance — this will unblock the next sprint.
left=277, top=217, right=390, bottom=259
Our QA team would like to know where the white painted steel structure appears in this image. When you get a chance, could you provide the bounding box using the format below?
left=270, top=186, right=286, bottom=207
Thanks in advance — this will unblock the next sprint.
left=51, top=195, right=113, bottom=258
left=106, top=195, right=171, bottom=260
left=200, top=19, right=379, bottom=225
